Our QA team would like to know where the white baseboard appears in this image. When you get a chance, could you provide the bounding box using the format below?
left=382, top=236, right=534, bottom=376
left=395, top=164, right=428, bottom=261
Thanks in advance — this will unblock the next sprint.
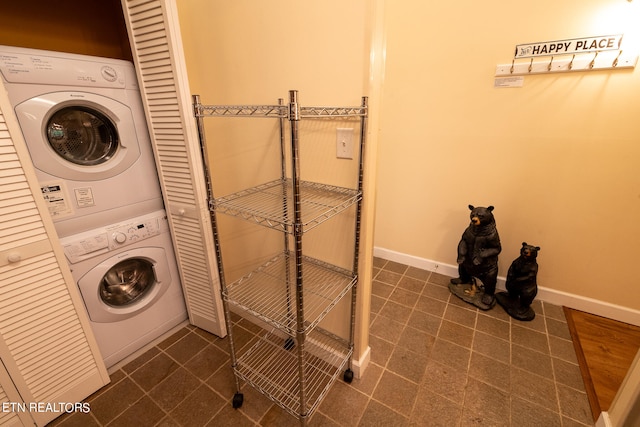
left=596, top=412, right=611, bottom=427
left=374, top=247, right=640, bottom=327
left=352, top=345, right=371, bottom=379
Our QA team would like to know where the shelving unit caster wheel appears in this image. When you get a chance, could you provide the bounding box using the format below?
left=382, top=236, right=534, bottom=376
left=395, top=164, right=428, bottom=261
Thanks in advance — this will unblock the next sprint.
left=343, top=369, right=354, bottom=383
left=284, top=337, right=295, bottom=351
left=232, top=392, right=244, bottom=409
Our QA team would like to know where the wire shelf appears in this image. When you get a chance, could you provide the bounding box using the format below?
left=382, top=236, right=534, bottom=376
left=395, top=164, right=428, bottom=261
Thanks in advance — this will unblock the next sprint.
left=223, top=253, right=356, bottom=336
left=234, top=328, right=351, bottom=420
left=195, top=104, right=287, bottom=118
left=214, top=179, right=361, bottom=233
left=194, top=103, right=366, bottom=119
left=300, top=105, right=367, bottom=118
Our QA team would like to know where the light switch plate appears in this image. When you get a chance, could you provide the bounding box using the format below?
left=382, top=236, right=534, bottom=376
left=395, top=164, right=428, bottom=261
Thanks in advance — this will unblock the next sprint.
left=336, top=128, right=354, bottom=159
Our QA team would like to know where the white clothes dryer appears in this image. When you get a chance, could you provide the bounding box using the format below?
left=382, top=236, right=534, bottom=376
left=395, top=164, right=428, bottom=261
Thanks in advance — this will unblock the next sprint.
left=0, top=45, right=163, bottom=237
left=60, top=210, right=187, bottom=368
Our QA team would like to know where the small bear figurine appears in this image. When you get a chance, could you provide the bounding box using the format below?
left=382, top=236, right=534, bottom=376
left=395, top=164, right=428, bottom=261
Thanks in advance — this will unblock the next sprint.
left=496, top=242, right=541, bottom=321
left=449, top=205, right=502, bottom=309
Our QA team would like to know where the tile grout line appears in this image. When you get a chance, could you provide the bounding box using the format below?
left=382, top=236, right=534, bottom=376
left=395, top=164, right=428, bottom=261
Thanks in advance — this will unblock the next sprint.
left=380, top=261, right=420, bottom=424
left=118, top=328, right=231, bottom=427
left=463, top=302, right=481, bottom=426
left=542, top=301, right=566, bottom=424
left=365, top=261, right=437, bottom=424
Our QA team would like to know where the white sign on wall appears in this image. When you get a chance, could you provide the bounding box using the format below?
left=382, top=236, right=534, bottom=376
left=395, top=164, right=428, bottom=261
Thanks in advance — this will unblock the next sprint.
left=515, top=34, right=623, bottom=58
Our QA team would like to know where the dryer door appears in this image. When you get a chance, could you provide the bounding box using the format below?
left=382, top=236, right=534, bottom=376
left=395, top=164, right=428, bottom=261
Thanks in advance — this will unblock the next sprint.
left=46, top=106, right=119, bottom=166
left=78, top=247, right=172, bottom=323
left=14, top=91, right=141, bottom=181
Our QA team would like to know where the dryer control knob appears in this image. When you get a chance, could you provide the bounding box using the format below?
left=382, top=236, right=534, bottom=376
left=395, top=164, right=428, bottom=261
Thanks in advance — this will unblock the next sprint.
left=101, top=66, right=118, bottom=82
left=113, top=232, right=127, bottom=244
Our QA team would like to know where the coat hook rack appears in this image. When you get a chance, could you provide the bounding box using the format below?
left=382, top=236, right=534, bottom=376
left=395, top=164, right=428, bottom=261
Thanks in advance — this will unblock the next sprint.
left=613, top=50, right=623, bottom=67
left=496, top=49, right=637, bottom=76
left=589, top=51, right=599, bottom=69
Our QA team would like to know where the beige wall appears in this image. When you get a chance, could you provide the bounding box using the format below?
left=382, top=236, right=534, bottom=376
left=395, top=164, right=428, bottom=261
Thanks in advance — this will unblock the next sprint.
left=176, top=0, right=640, bottom=324
left=376, top=0, right=640, bottom=313
left=178, top=1, right=369, bottom=104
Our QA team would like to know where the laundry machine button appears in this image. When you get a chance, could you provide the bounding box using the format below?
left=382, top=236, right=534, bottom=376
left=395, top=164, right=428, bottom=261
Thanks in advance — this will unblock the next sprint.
left=113, top=232, right=127, bottom=244
left=101, top=66, right=118, bottom=82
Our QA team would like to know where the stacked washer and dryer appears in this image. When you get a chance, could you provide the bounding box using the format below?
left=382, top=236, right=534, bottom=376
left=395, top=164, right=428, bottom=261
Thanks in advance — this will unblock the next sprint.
left=0, top=46, right=187, bottom=368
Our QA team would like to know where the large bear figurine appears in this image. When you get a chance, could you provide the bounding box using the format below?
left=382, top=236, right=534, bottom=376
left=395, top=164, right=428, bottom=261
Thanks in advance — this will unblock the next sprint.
left=449, top=205, right=501, bottom=309
left=496, top=242, right=541, bottom=321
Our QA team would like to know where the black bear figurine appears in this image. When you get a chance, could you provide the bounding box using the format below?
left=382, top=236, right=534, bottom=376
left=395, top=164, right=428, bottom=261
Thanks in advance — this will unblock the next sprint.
left=496, top=242, right=541, bottom=321
left=449, top=205, right=501, bottom=310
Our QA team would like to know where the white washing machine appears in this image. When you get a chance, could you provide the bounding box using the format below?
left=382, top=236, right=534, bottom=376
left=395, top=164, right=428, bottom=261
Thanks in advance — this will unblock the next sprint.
left=0, top=45, right=163, bottom=237
left=59, top=210, right=187, bottom=368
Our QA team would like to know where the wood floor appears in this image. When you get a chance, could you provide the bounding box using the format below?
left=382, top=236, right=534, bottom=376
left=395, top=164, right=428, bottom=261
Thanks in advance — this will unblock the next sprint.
left=564, top=307, right=640, bottom=421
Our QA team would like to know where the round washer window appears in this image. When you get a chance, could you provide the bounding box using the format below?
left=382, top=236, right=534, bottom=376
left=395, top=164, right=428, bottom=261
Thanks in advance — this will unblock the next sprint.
left=99, top=258, right=156, bottom=307
left=46, top=106, right=119, bottom=165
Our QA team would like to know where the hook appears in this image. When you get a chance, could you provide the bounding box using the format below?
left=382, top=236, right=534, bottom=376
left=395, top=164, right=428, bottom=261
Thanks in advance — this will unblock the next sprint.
left=510, top=58, right=515, bottom=74
left=589, top=51, right=599, bottom=69
left=568, top=54, right=575, bottom=70
left=548, top=56, right=554, bottom=71
left=613, top=50, right=623, bottom=67
left=528, top=58, right=534, bottom=73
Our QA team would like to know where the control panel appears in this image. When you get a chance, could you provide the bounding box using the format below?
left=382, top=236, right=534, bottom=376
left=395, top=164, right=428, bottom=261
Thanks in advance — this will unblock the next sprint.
left=0, top=49, right=128, bottom=88
left=107, top=217, right=160, bottom=249
left=61, top=213, right=165, bottom=264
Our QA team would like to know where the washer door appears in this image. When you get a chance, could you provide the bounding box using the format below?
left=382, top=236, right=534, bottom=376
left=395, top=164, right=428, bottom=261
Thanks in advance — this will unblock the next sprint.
left=14, top=92, right=141, bottom=181
left=78, top=247, right=172, bottom=323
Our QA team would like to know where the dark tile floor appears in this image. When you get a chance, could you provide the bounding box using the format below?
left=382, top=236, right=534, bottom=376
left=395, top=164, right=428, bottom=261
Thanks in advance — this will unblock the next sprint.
left=50, top=257, right=594, bottom=426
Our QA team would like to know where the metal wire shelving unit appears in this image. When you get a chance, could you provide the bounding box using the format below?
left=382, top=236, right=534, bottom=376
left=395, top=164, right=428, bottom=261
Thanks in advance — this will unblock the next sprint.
left=193, top=90, right=367, bottom=425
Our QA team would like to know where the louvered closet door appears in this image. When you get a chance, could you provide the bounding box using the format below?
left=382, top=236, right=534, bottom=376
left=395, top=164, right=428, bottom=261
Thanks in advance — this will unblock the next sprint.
left=120, top=0, right=226, bottom=337
left=0, top=359, right=33, bottom=427
left=0, top=89, right=109, bottom=426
